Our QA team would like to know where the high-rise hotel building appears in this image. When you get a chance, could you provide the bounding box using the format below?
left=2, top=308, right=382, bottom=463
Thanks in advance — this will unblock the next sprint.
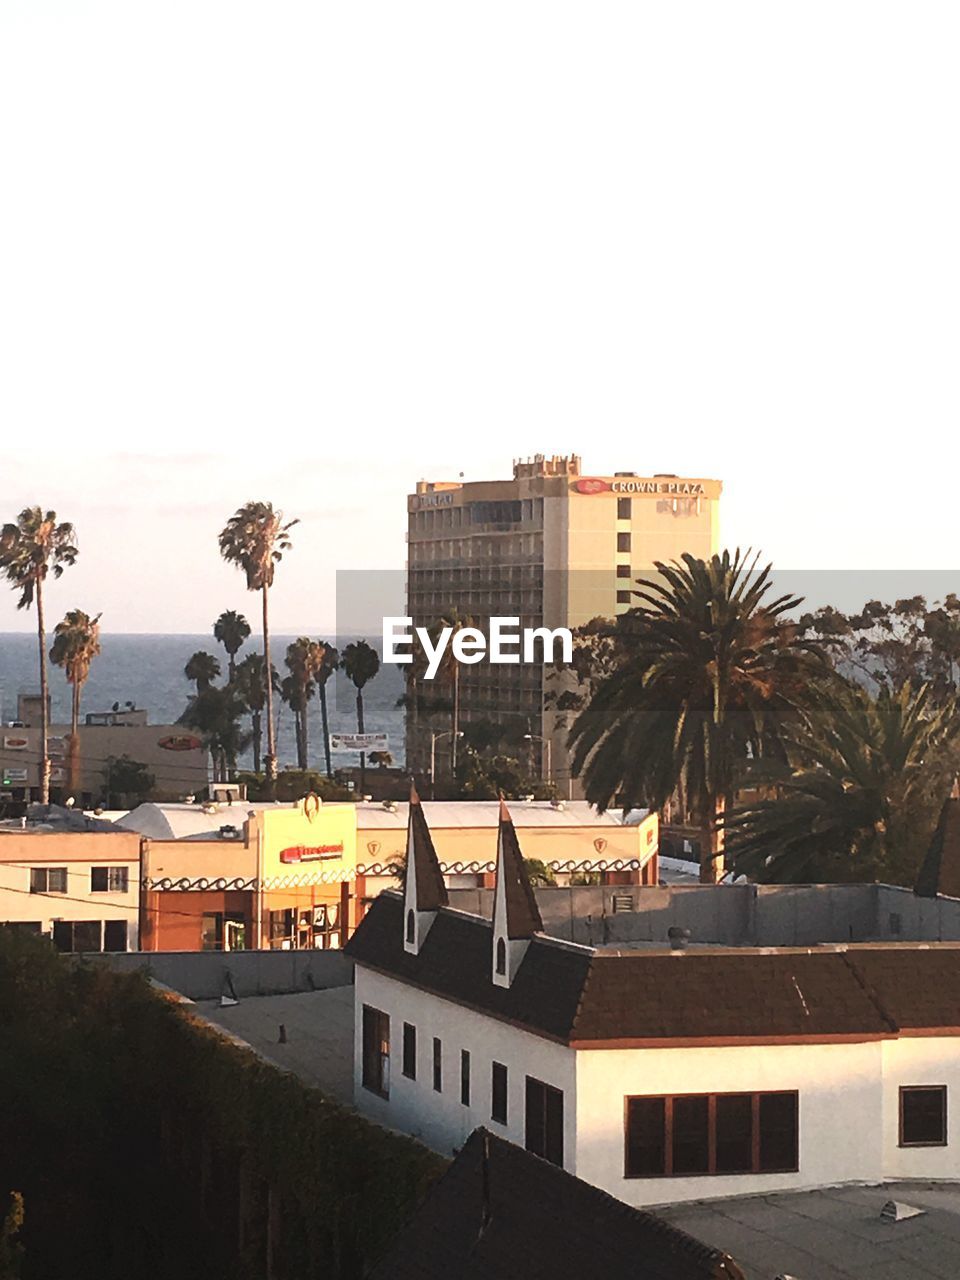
left=405, top=454, right=721, bottom=791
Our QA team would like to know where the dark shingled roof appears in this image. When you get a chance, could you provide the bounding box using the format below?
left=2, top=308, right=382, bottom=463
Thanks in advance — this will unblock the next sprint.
left=404, top=786, right=448, bottom=912
left=346, top=893, right=590, bottom=1041
left=497, top=798, right=543, bottom=939
left=349, top=894, right=960, bottom=1043
left=367, top=1128, right=746, bottom=1280
left=915, top=782, right=960, bottom=899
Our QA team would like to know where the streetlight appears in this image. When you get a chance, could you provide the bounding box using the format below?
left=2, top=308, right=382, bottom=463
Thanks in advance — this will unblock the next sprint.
left=524, top=733, right=552, bottom=785
left=430, top=730, right=464, bottom=798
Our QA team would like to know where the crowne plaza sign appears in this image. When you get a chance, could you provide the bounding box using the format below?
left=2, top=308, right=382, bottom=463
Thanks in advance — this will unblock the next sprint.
left=574, top=477, right=706, bottom=496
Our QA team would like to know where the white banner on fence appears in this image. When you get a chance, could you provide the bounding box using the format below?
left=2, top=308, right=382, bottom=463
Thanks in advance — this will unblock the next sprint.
left=330, top=733, right=389, bottom=753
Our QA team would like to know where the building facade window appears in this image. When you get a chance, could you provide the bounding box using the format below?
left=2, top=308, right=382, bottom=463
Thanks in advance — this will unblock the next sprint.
left=495, top=938, right=506, bottom=974
left=617, top=532, right=631, bottom=552
left=402, top=1022, right=417, bottom=1079
left=625, top=1092, right=799, bottom=1178
left=900, top=1086, right=947, bottom=1147
left=103, top=919, right=128, bottom=952
left=461, top=1050, right=471, bottom=1106
left=361, top=1005, right=390, bottom=1098
left=433, top=1037, right=442, bottom=1092
left=91, top=866, right=129, bottom=893
left=616, top=563, right=631, bottom=578
left=492, top=1062, right=508, bottom=1125
left=617, top=497, right=631, bottom=519
left=406, top=910, right=415, bottom=943
left=525, top=1076, right=564, bottom=1168
left=29, top=867, right=66, bottom=894
left=52, top=920, right=102, bottom=953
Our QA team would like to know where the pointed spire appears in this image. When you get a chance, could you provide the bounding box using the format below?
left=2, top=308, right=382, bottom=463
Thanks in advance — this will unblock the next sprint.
left=496, top=797, right=542, bottom=939
left=916, top=776, right=960, bottom=899
left=404, top=782, right=448, bottom=911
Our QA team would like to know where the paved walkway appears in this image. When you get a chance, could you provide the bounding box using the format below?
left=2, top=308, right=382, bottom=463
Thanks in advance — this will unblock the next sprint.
left=194, top=984, right=355, bottom=1104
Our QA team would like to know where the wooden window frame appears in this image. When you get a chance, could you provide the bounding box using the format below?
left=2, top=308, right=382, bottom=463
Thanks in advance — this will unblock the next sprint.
left=624, top=1090, right=799, bottom=1179
left=899, top=1085, right=947, bottom=1148
left=361, top=1005, right=390, bottom=1100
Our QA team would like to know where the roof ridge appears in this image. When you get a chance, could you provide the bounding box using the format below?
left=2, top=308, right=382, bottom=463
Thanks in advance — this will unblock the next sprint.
left=839, top=950, right=900, bottom=1034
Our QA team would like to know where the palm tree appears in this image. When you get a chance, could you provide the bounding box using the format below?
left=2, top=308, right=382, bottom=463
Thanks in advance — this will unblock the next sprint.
left=184, top=651, right=221, bottom=693
left=314, top=642, right=339, bottom=779
left=218, top=502, right=298, bottom=785
left=213, top=609, right=251, bottom=682
left=180, top=687, right=250, bottom=782
left=284, top=638, right=329, bottom=771
left=49, top=609, right=102, bottom=795
left=569, top=551, right=824, bottom=882
left=340, top=639, right=381, bottom=793
left=232, top=653, right=277, bottom=774
left=428, top=609, right=474, bottom=774
left=726, top=680, right=960, bottom=886
left=0, top=508, right=78, bottom=803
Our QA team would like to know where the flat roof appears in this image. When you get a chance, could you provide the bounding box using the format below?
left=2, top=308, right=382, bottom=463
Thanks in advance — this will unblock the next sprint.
left=660, top=1181, right=960, bottom=1280
left=356, top=800, right=650, bottom=830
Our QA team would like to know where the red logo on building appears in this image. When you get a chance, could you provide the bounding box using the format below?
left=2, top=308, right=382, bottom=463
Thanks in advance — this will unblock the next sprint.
left=574, top=478, right=612, bottom=495
left=279, top=843, right=345, bottom=864
left=158, top=735, right=202, bottom=751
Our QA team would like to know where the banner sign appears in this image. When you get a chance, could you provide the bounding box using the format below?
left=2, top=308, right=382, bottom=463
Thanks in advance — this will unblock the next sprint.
left=2, top=736, right=28, bottom=751
left=330, top=733, right=389, bottom=753
left=2, top=768, right=28, bottom=784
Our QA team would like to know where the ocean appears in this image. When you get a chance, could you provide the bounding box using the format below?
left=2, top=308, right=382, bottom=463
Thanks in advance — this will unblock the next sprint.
left=0, top=633, right=405, bottom=772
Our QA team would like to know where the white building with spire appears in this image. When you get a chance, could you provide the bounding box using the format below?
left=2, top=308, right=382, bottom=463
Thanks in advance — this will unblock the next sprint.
left=346, top=789, right=960, bottom=1209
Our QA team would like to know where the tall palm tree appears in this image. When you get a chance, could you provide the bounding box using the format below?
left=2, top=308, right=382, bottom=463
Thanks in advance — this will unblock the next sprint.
left=0, top=508, right=78, bottom=803
left=218, top=502, right=297, bottom=785
left=184, top=651, right=221, bottom=693
left=314, top=642, right=338, bottom=779
left=213, top=609, right=251, bottom=683
left=284, top=638, right=329, bottom=771
left=340, top=639, right=381, bottom=794
left=569, top=551, right=824, bottom=882
left=279, top=672, right=311, bottom=770
left=49, top=609, right=102, bottom=795
left=179, top=686, right=250, bottom=783
left=428, top=609, right=474, bottom=774
left=727, top=679, right=960, bottom=886
left=233, top=653, right=277, bottom=774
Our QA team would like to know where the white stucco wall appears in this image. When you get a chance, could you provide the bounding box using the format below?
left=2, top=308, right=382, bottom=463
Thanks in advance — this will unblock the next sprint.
left=575, top=1040, right=885, bottom=1207
left=353, top=965, right=576, bottom=1162
left=882, top=1037, right=960, bottom=1180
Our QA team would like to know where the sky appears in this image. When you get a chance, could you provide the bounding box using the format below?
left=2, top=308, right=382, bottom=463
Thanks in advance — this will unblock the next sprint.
left=1, top=1, right=959, bottom=634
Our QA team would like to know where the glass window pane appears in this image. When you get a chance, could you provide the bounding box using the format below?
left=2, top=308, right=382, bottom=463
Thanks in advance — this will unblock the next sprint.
left=402, top=1023, right=416, bottom=1079
left=901, top=1088, right=946, bottom=1146
left=672, top=1096, right=709, bottom=1174
left=716, top=1095, right=754, bottom=1173
left=626, top=1097, right=666, bottom=1177
left=492, top=1062, right=508, bottom=1125
left=759, top=1092, right=798, bottom=1171
left=525, top=1078, right=545, bottom=1157
left=545, top=1084, right=564, bottom=1168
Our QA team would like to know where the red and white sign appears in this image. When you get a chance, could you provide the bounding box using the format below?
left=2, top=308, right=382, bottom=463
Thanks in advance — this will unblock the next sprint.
left=279, top=843, right=345, bottom=865
left=158, top=735, right=202, bottom=752
left=3, top=736, right=28, bottom=751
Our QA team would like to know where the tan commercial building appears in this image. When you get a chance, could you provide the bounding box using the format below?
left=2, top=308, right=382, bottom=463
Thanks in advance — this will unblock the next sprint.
left=406, top=454, right=721, bottom=790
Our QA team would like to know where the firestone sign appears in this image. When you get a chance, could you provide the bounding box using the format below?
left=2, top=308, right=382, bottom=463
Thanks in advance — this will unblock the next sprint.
left=574, top=478, right=705, bottom=496
left=279, top=842, right=345, bottom=864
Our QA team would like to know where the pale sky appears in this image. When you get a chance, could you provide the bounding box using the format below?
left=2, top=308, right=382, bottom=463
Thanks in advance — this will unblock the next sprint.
left=2, top=2, right=958, bottom=634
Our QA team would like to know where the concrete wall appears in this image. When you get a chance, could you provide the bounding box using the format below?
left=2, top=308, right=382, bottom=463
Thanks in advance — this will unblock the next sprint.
left=447, top=882, right=960, bottom=947
left=92, top=947, right=354, bottom=999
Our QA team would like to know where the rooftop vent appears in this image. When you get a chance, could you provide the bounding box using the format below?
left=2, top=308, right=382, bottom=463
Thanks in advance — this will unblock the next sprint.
left=550, top=798, right=566, bottom=810
left=219, top=824, right=241, bottom=840
left=614, top=471, right=637, bottom=477
left=881, top=1200, right=925, bottom=1222
left=382, top=799, right=398, bottom=812
left=668, top=926, right=691, bottom=951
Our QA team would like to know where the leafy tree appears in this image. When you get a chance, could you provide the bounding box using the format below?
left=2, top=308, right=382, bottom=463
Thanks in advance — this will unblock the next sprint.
left=570, top=551, right=825, bottom=882
left=102, top=755, right=155, bottom=808
left=0, top=508, right=78, bottom=803
left=284, top=638, right=327, bottom=770
left=219, top=502, right=298, bottom=784
left=49, top=608, right=101, bottom=794
left=231, top=652, right=277, bottom=774
left=524, top=858, right=556, bottom=887
left=183, top=650, right=221, bottom=693
left=179, top=687, right=250, bottom=781
left=236, top=770, right=353, bottom=803
left=800, top=594, right=960, bottom=700
left=450, top=746, right=554, bottom=800
left=0, top=1192, right=24, bottom=1280
left=369, top=750, right=394, bottom=768
left=727, top=679, right=960, bottom=886
left=213, top=609, right=251, bottom=682
left=340, top=640, right=381, bottom=793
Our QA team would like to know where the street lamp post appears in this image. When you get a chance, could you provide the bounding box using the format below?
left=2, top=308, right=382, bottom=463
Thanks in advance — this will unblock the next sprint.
left=524, top=733, right=552, bottom=786
left=430, top=729, right=464, bottom=799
